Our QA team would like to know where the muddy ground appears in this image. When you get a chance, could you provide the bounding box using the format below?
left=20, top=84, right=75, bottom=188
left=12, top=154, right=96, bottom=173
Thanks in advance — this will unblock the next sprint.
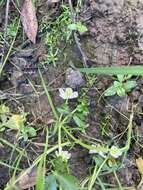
left=0, top=0, right=143, bottom=189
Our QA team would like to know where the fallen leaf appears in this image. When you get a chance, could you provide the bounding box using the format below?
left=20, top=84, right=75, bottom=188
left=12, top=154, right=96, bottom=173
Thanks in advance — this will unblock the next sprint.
left=21, top=0, right=38, bottom=43
left=136, top=157, right=143, bottom=176
left=137, top=179, right=143, bottom=190
left=11, top=167, right=37, bottom=189
left=136, top=158, right=143, bottom=190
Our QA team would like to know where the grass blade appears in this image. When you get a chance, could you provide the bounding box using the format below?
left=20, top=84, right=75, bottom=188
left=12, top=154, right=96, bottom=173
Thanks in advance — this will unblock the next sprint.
left=79, top=66, right=143, bottom=75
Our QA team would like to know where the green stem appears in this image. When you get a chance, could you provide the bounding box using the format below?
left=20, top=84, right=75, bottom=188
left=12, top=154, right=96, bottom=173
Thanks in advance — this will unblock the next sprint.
left=61, top=124, right=108, bottom=152
left=4, top=142, right=70, bottom=190
left=39, top=69, right=59, bottom=120
left=0, top=19, right=20, bottom=75
left=113, top=170, right=123, bottom=190
left=58, top=122, right=62, bottom=153
left=88, top=158, right=108, bottom=190
left=120, top=111, right=133, bottom=152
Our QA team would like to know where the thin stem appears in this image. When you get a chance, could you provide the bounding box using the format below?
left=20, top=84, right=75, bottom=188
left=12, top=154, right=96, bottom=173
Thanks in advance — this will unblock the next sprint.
left=58, top=122, right=62, bottom=153
left=120, top=111, right=133, bottom=152
left=1, top=0, right=10, bottom=61
left=113, top=170, right=123, bottom=190
left=4, top=142, right=70, bottom=190
left=88, top=158, right=108, bottom=190
left=0, top=19, right=20, bottom=75
left=39, top=69, right=59, bottom=121
left=61, top=124, right=108, bottom=152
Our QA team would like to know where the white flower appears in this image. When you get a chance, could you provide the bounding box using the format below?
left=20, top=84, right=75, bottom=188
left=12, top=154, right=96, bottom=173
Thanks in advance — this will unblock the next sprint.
left=98, top=151, right=107, bottom=158
left=89, top=144, right=106, bottom=158
left=109, top=146, right=122, bottom=158
left=59, top=88, right=78, bottom=100
left=55, top=149, right=71, bottom=161
left=89, top=145, right=98, bottom=154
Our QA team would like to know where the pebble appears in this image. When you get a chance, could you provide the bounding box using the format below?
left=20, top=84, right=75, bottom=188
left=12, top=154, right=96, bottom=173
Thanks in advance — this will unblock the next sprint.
left=65, top=68, right=85, bottom=88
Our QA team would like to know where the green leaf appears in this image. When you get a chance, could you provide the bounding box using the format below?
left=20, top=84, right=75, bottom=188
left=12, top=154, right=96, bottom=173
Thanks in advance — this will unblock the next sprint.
left=5, top=114, right=24, bottom=130
left=113, top=81, right=122, bottom=88
left=68, top=22, right=88, bottom=33
left=57, top=104, right=70, bottom=114
left=0, top=105, right=9, bottom=114
left=124, top=74, right=132, bottom=80
left=116, top=87, right=126, bottom=97
left=0, top=127, right=5, bottom=132
left=45, top=175, right=57, bottom=190
left=117, top=75, right=124, bottom=82
left=55, top=173, right=79, bottom=190
left=68, top=23, right=77, bottom=31
left=124, top=80, right=137, bottom=92
left=53, top=157, right=68, bottom=174
left=1, top=114, right=8, bottom=123
left=73, top=115, right=85, bottom=128
left=36, top=158, right=45, bottom=190
left=76, top=22, right=88, bottom=33
left=26, top=127, right=37, bottom=137
left=104, top=86, right=116, bottom=96
left=79, top=66, right=143, bottom=75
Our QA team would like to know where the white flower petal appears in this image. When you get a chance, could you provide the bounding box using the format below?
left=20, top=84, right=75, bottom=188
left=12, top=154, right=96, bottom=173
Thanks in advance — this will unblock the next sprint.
left=99, top=151, right=106, bottom=158
left=72, top=91, right=78, bottom=98
left=60, top=95, right=67, bottom=99
left=59, top=88, right=78, bottom=100
left=110, top=146, right=122, bottom=158
left=56, top=149, right=71, bottom=161
left=59, top=88, right=66, bottom=99
left=89, top=145, right=98, bottom=154
left=59, top=88, right=65, bottom=94
left=89, top=149, right=98, bottom=154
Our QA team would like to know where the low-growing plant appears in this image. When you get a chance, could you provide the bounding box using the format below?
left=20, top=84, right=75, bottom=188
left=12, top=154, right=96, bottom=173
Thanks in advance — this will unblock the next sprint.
left=38, top=70, right=135, bottom=190
left=57, top=92, right=89, bottom=133
left=0, top=104, right=36, bottom=141
left=40, top=5, right=72, bottom=66
left=7, top=18, right=19, bottom=38
left=68, top=22, right=88, bottom=33
left=40, top=5, right=87, bottom=66
left=43, top=149, right=79, bottom=190
left=104, top=75, right=137, bottom=97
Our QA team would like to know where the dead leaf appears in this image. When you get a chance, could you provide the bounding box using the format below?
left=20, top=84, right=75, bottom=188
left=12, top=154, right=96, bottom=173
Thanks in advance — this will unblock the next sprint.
left=9, top=167, right=37, bottom=190
left=21, top=0, right=38, bottom=43
left=136, top=158, right=143, bottom=190
left=136, top=157, right=143, bottom=176
left=137, top=178, right=143, bottom=190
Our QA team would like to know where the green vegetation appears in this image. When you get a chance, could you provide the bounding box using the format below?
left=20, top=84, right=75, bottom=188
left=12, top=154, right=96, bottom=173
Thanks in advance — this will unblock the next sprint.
left=7, top=18, right=19, bottom=38
left=0, top=104, right=36, bottom=141
left=57, top=94, right=89, bottom=133
left=104, top=75, right=137, bottom=97
left=0, top=1, right=142, bottom=190
left=40, top=5, right=87, bottom=66
left=80, top=66, right=143, bottom=75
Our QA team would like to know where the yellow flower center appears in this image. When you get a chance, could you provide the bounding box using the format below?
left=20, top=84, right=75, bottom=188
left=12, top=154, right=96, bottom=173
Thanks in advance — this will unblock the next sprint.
left=65, top=88, right=73, bottom=97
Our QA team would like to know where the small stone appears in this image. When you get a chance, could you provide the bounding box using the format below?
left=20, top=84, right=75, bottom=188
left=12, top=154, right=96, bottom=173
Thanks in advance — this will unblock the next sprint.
left=65, top=68, right=85, bottom=88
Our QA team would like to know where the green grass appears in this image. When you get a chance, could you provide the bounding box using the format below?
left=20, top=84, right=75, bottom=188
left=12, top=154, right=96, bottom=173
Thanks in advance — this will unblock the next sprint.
left=0, top=2, right=140, bottom=190
left=79, top=66, right=143, bottom=75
